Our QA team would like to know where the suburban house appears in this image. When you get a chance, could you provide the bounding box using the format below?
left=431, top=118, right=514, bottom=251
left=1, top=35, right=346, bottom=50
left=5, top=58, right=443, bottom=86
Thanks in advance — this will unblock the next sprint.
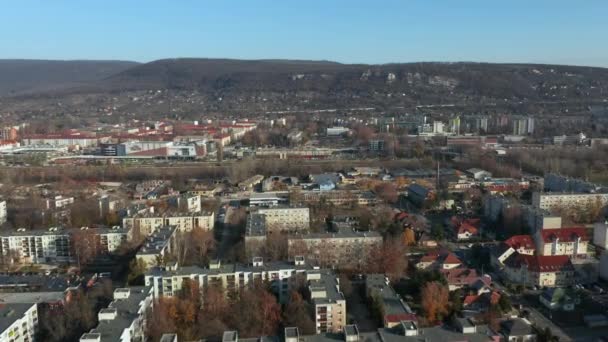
left=503, top=254, right=575, bottom=287
left=415, top=250, right=462, bottom=270
left=534, top=227, right=589, bottom=258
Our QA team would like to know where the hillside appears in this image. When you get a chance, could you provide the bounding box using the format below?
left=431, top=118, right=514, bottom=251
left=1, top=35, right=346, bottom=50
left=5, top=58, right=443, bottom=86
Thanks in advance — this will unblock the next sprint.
left=100, top=58, right=608, bottom=102
left=0, top=59, right=139, bottom=96
left=1, top=58, right=608, bottom=120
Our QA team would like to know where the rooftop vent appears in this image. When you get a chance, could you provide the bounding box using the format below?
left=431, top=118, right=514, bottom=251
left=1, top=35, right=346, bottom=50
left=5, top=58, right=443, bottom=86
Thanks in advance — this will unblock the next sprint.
left=285, top=327, right=299, bottom=342
left=98, top=308, right=117, bottom=321
left=344, top=325, right=360, bottom=342
left=222, top=331, right=238, bottom=342
left=252, top=257, right=264, bottom=267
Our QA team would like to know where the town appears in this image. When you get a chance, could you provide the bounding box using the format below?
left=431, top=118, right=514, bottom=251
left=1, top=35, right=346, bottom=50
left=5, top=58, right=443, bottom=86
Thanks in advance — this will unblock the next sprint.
left=0, top=110, right=607, bottom=342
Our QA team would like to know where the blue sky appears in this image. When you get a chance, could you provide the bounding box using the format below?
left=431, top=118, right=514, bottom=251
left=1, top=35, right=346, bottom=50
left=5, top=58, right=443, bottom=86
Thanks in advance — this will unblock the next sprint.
left=1, top=1, right=607, bottom=66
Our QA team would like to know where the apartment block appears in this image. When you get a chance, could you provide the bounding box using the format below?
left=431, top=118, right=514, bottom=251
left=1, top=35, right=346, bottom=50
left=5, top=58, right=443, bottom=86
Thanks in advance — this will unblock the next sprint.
left=534, top=227, right=589, bottom=258
left=255, top=207, right=309, bottom=232
left=0, top=226, right=129, bottom=265
left=145, top=259, right=346, bottom=332
left=532, top=191, right=608, bottom=211
left=287, top=229, right=382, bottom=269
left=503, top=254, right=575, bottom=287
left=365, top=275, right=414, bottom=328
left=0, top=303, right=38, bottom=342
left=136, top=226, right=177, bottom=269
left=0, top=200, right=6, bottom=225
left=79, top=287, right=153, bottom=342
left=123, top=210, right=215, bottom=237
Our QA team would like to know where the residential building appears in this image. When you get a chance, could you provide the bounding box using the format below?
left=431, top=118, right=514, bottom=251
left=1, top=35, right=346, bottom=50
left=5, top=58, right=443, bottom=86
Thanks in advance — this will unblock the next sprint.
left=136, top=227, right=177, bottom=269
left=249, top=192, right=289, bottom=207
left=308, top=271, right=347, bottom=333
left=244, top=213, right=267, bottom=259
left=46, top=195, right=74, bottom=209
left=503, top=254, right=575, bottom=287
left=594, top=221, right=608, bottom=249
left=452, top=217, right=480, bottom=241
left=544, top=173, right=604, bottom=193
left=326, top=127, right=350, bottom=136
left=145, top=260, right=346, bottom=333
left=407, top=184, right=433, bottom=206
left=287, top=229, right=382, bottom=269
left=512, top=117, right=534, bottom=135
left=255, top=207, right=310, bottom=232
left=365, top=275, right=415, bottom=328
left=123, top=210, right=214, bottom=237
left=500, top=318, right=537, bottom=342
left=0, top=226, right=128, bottom=265
left=0, top=200, right=6, bottom=225
left=532, top=191, right=608, bottom=211
left=466, top=168, right=492, bottom=180
left=534, top=227, right=588, bottom=258
left=0, top=303, right=38, bottom=342
left=299, top=190, right=377, bottom=207
left=237, top=175, right=264, bottom=191
left=79, top=287, right=153, bottom=342
left=415, top=250, right=462, bottom=270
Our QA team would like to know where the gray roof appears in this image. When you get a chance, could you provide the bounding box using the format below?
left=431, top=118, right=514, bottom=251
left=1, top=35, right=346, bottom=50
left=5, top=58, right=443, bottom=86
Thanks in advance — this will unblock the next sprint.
left=136, top=226, right=176, bottom=256
left=288, top=228, right=381, bottom=241
left=0, top=291, right=65, bottom=304
left=0, top=303, right=36, bottom=334
left=86, top=286, right=151, bottom=342
left=365, top=275, right=411, bottom=317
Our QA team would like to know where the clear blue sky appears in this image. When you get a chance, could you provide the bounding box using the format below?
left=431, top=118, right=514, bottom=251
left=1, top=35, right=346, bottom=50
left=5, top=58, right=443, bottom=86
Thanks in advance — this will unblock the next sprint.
left=1, top=0, right=607, bottom=67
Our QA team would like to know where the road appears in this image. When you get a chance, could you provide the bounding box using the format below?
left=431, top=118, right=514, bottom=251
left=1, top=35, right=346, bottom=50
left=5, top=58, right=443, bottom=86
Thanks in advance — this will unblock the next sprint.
left=490, top=279, right=572, bottom=341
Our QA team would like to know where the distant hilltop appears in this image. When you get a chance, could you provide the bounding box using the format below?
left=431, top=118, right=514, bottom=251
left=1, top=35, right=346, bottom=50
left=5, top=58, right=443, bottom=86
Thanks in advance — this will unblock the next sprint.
left=1, top=58, right=608, bottom=110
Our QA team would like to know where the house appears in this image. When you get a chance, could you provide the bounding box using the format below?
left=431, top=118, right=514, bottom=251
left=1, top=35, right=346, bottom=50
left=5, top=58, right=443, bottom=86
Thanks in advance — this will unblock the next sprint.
left=451, top=217, right=480, bottom=240
left=534, top=227, right=589, bottom=258
left=463, top=291, right=501, bottom=312
left=407, top=183, right=433, bottom=206
left=492, top=235, right=536, bottom=268
left=500, top=318, right=536, bottom=342
left=440, top=268, right=480, bottom=291
left=466, top=168, right=492, bottom=180
left=505, top=235, right=536, bottom=255
left=416, top=250, right=462, bottom=270
left=539, top=287, right=580, bottom=311
left=503, top=253, right=575, bottom=287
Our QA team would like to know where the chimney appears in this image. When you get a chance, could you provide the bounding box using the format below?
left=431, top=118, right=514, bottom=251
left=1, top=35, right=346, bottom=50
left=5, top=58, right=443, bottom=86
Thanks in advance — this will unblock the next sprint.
left=113, top=288, right=131, bottom=300
left=79, top=332, right=101, bottom=342
left=98, top=308, right=117, bottom=321
left=285, top=327, right=299, bottom=342
left=294, top=256, right=305, bottom=266
left=222, top=331, right=238, bottom=342
left=344, top=325, right=360, bottom=342
left=400, top=320, right=418, bottom=336
left=252, top=257, right=263, bottom=267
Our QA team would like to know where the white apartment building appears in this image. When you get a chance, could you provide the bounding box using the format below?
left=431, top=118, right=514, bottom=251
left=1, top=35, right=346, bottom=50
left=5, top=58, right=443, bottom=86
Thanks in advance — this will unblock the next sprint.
left=0, top=227, right=129, bottom=264
left=534, top=227, right=589, bottom=258
left=287, top=230, right=382, bottom=269
left=123, top=211, right=215, bottom=237
left=46, top=195, right=75, bottom=209
left=255, top=207, right=309, bottom=232
left=594, top=222, right=608, bottom=249
left=79, top=287, right=153, bottom=342
left=0, top=200, right=6, bottom=225
left=145, top=260, right=346, bottom=333
left=532, top=191, right=608, bottom=211
left=136, top=227, right=177, bottom=269
left=0, top=303, right=38, bottom=342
